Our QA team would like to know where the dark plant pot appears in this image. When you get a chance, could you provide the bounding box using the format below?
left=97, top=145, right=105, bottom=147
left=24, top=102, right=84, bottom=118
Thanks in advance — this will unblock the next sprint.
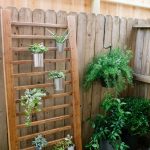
left=121, top=130, right=150, bottom=150
left=101, top=141, right=114, bottom=150
left=99, top=77, right=116, bottom=88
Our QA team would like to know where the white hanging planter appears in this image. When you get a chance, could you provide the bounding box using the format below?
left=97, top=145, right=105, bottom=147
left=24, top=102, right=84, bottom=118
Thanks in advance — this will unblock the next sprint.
left=68, top=145, right=75, bottom=150
left=54, top=78, right=63, bottom=91
left=33, top=53, right=44, bottom=67
left=56, top=42, right=64, bottom=52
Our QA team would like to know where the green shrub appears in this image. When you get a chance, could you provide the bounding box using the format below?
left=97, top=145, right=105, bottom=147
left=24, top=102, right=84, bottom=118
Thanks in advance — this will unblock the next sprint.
left=86, top=94, right=130, bottom=150
left=122, top=97, right=150, bottom=135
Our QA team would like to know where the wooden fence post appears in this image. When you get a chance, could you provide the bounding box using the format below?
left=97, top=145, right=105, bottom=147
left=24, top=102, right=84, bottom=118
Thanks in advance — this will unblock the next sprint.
left=1, top=9, right=18, bottom=150
left=67, top=15, right=82, bottom=150
left=0, top=8, right=8, bottom=150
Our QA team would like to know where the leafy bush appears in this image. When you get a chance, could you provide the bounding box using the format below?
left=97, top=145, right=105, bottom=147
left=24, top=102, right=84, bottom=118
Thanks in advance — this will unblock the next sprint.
left=83, top=48, right=133, bottom=94
left=48, top=71, right=65, bottom=79
left=32, top=134, right=48, bottom=149
left=122, top=97, right=150, bottom=135
left=29, top=43, right=48, bottom=53
left=86, top=94, right=130, bottom=150
left=21, top=88, right=46, bottom=126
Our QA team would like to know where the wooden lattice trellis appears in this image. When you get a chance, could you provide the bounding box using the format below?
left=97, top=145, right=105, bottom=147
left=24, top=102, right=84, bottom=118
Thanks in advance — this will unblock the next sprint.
left=1, top=9, right=82, bottom=150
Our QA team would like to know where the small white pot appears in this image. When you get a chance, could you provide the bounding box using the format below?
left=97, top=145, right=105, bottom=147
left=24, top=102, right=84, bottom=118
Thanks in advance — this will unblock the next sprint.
left=35, top=147, right=42, bottom=150
left=33, top=53, right=44, bottom=67
left=56, top=42, right=64, bottom=52
left=54, top=78, right=63, bottom=91
left=68, top=145, right=75, bottom=150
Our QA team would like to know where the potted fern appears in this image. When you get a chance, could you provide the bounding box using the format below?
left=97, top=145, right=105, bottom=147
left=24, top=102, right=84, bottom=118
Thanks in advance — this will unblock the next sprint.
left=29, top=43, right=48, bottom=67
left=47, top=29, right=69, bottom=52
left=21, top=88, right=46, bottom=126
left=48, top=71, right=65, bottom=91
left=83, top=48, right=133, bottom=95
left=32, top=134, right=48, bottom=150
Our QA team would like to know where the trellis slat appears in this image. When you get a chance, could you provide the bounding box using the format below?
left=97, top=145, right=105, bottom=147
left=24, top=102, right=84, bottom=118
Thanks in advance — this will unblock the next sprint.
left=16, top=104, right=71, bottom=116
left=12, top=47, right=70, bottom=52
left=12, top=58, right=71, bottom=64
left=11, top=21, right=67, bottom=28
left=14, top=81, right=71, bottom=90
left=17, top=115, right=72, bottom=129
left=18, top=126, right=72, bottom=141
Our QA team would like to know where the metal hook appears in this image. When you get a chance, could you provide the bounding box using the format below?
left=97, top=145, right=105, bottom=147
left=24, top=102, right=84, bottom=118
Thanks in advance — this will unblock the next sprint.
left=104, top=45, right=112, bottom=52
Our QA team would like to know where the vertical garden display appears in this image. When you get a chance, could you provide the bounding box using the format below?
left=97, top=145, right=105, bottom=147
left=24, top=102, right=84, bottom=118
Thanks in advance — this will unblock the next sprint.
left=2, top=9, right=82, bottom=150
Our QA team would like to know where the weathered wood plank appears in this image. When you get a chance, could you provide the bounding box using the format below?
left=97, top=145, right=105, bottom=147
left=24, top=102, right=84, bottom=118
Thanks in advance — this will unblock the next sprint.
left=119, top=17, right=127, bottom=49
left=32, top=9, right=45, bottom=134
left=82, top=13, right=96, bottom=144
left=18, top=7, right=32, bottom=148
left=2, top=9, right=18, bottom=150
left=44, top=9, right=56, bottom=142
left=104, top=15, right=112, bottom=48
left=55, top=10, right=67, bottom=139
left=91, top=14, right=105, bottom=117
left=67, top=15, right=82, bottom=150
left=0, top=8, right=9, bottom=150
left=112, top=16, right=120, bottom=48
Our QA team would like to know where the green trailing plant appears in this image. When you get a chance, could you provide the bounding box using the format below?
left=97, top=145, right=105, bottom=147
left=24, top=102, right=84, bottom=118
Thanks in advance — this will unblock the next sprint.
left=21, top=88, right=46, bottom=126
left=48, top=71, right=65, bottom=79
left=32, top=134, right=48, bottom=149
left=83, top=48, right=133, bottom=94
left=52, top=134, right=74, bottom=150
left=86, top=94, right=130, bottom=150
left=64, top=134, right=74, bottom=147
left=47, top=29, right=69, bottom=43
left=29, top=43, right=48, bottom=53
left=122, top=97, right=150, bottom=135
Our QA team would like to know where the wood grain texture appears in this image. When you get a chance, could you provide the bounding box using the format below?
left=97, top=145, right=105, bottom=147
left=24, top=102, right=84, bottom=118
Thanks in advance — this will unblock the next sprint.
left=0, top=8, right=8, bottom=150
left=2, top=9, right=18, bottom=150
left=68, top=15, right=82, bottom=150
left=82, top=13, right=96, bottom=144
left=44, top=9, right=56, bottom=142
left=18, top=7, right=32, bottom=148
left=112, top=16, right=120, bottom=48
left=55, top=10, right=67, bottom=139
left=104, top=15, right=112, bottom=48
left=91, top=14, right=105, bottom=117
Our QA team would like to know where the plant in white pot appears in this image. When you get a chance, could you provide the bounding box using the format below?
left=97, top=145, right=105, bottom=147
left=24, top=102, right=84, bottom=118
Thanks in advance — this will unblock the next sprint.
left=48, top=71, right=65, bottom=91
left=52, top=134, right=75, bottom=150
left=32, top=134, right=48, bottom=150
left=65, top=134, right=75, bottom=150
left=29, top=43, right=48, bottom=67
left=21, top=88, right=46, bottom=126
left=47, top=29, right=69, bottom=52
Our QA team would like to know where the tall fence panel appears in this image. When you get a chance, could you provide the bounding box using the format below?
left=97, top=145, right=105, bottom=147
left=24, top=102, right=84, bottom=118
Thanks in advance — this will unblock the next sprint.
left=0, top=7, right=149, bottom=149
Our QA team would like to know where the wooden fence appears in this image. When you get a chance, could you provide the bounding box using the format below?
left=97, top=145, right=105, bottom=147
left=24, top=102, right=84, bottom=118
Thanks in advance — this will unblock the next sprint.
left=0, top=7, right=149, bottom=149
